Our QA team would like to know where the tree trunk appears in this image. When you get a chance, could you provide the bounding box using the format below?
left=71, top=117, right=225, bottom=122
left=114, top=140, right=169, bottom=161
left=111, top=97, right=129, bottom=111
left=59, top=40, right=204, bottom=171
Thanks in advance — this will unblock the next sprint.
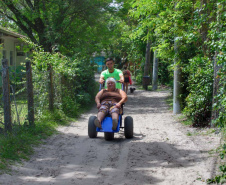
left=152, top=51, right=158, bottom=91
left=173, top=38, right=182, bottom=114
left=26, top=61, right=35, bottom=126
left=200, top=0, right=208, bottom=56
left=48, top=64, right=54, bottom=111
left=2, top=59, right=12, bottom=133
left=144, top=41, right=151, bottom=76
left=143, top=41, right=151, bottom=90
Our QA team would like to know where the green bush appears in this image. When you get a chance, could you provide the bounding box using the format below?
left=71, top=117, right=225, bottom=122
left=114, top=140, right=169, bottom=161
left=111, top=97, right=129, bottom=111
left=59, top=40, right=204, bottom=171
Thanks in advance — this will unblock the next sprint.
left=62, top=95, right=80, bottom=117
left=135, top=73, right=143, bottom=84
left=22, top=39, right=97, bottom=118
left=183, top=56, right=213, bottom=126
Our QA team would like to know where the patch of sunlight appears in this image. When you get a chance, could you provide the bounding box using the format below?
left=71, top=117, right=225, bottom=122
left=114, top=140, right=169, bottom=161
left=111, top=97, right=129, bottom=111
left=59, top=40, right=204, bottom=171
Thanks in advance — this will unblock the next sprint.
left=20, top=176, right=52, bottom=182
left=36, top=157, right=57, bottom=161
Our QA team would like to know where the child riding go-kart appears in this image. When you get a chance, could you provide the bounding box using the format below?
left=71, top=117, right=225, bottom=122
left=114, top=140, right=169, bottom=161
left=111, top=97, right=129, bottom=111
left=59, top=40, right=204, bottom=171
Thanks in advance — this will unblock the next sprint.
left=88, top=80, right=133, bottom=141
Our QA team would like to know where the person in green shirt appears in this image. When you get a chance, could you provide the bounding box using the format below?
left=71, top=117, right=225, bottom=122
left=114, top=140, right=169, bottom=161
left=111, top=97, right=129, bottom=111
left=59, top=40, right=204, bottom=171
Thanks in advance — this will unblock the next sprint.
left=99, top=58, right=124, bottom=89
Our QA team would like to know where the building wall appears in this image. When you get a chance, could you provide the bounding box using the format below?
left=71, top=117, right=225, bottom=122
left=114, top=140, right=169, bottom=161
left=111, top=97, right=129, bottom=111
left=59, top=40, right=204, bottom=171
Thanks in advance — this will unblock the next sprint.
left=0, top=35, right=27, bottom=67
left=0, top=34, right=27, bottom=88
left=1, top=36, right=16, bottom=66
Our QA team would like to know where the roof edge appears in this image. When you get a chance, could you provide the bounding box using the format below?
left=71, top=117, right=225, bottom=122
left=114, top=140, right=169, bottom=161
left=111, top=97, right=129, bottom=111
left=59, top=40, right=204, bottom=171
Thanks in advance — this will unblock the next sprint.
left=0, top=26, right=26, bottom=38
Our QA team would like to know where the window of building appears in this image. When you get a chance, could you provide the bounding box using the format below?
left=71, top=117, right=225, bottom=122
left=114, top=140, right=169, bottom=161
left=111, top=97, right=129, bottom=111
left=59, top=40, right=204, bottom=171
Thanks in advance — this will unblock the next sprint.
left=2, top=50, right=6, bottom=59
left=17, top=52, right=25, bottom=56
left=10, top=51, right=13, bottom=65
left=0, top=39, right=4, bottom=47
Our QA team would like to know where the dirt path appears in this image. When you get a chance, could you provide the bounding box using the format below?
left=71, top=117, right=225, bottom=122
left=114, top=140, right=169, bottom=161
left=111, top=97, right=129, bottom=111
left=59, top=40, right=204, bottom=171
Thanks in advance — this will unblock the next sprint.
left=0, top=88, right=220, bottom=185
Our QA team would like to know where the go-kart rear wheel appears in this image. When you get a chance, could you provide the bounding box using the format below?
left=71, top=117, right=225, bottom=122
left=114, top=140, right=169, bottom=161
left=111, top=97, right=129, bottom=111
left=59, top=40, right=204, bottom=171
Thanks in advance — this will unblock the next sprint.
left=124, top=116, right=133, bottom=139
left=104, top=132, right=114, bottom=141
left=88, top=116, right=97, bottom=138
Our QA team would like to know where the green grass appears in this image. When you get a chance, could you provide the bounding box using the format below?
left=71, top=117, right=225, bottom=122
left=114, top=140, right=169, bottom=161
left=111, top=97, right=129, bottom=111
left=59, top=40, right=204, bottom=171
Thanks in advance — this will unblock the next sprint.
left=187, top=132, right=192, bottom=136
left=178, top=115, right=193, bottom=126
left=0, top=93, right=28, bottom=129
left=11, top=103, right=27, bottom=125
left=0, top=109, right=77, bottom=173
left=166, top=94, right=173, bottom=111
left=0, top=95, right=95, bottom=173
left=135, top=84, right=153, bottom=91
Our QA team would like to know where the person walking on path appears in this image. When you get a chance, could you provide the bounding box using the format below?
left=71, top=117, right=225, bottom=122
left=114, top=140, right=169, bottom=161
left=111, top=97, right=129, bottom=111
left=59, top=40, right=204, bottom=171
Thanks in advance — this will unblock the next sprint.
left=99, top=58, right=124, bottom=89
left=123, top=66, right=132, bottom=94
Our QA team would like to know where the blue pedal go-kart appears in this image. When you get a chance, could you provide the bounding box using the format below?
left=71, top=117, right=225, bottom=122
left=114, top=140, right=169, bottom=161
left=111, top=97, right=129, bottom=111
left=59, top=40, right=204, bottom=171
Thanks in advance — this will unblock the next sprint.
left=88, top=82, right=133, bottom=141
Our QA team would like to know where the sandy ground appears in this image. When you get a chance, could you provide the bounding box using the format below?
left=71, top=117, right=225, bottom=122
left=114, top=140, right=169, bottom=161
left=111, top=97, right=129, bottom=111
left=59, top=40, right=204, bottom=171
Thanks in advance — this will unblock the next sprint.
left=0, top=86, right=221, bottom=185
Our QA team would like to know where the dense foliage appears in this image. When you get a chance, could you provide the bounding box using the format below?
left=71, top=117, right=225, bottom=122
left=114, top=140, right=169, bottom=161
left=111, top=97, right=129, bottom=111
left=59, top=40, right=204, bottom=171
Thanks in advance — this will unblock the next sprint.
left=0, top=0, right=114, bottom=53
left=183, top=56, right=213, bottom=126
left=25, top=40, right=97, bottom=118
left=127, top=0, right=225, bottom=123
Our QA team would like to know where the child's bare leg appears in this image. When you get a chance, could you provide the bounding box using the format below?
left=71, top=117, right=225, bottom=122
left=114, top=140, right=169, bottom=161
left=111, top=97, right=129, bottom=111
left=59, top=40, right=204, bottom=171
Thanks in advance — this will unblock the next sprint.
left=126, top=83, right=128, bottom=94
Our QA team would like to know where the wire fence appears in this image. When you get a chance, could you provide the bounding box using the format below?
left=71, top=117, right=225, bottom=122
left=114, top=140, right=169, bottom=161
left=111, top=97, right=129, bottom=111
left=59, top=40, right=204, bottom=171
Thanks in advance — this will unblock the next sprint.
left=1, top=57, right=98, bottom=134
left=0, top=59, right=62, bottom=133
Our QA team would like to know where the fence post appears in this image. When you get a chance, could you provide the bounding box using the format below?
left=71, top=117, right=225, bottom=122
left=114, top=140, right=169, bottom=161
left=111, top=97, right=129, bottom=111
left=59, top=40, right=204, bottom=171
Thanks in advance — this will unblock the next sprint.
left=48, top=64, right=54, bottom=111
left=26, top=61, right=34, bottom=126
left=2, top=59, right=12, bottom=133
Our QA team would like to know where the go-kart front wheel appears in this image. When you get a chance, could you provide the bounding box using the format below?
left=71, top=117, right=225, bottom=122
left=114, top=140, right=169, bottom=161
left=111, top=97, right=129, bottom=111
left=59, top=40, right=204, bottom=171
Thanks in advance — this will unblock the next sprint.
left=124, top=116, right=133, bottom=139
left=88, top=116, right=97, bottom=138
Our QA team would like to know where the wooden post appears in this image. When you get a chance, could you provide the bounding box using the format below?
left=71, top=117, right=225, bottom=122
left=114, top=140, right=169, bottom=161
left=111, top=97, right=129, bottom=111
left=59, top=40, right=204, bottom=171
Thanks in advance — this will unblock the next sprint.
left=26, top=61, right=34, bottom=126
left=48, top=64, right=54, bottom=111
left=173, top=37, right=182, bottom=114
left=152, top=51, right=159, bottom=91
left=2, top=59, right=12, bottom=132
left=173, top=3, right=182, bottom=114
left=143, top=40, right=151, bottom=90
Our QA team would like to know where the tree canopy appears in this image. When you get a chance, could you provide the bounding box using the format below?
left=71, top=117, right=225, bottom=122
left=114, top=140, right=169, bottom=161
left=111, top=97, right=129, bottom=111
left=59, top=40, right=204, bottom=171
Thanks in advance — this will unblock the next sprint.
left=0, top=0, right=114, bottom=53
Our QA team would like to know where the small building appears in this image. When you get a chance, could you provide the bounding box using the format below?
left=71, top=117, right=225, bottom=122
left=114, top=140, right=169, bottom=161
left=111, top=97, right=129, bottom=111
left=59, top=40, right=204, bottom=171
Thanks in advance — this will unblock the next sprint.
left=92, top=56, right=105, bottom=73
left=0, top=26, right=28, bottom=66
left=0, top=27, right=29, bottom=87
left=91, top=51, right=106, bottom=73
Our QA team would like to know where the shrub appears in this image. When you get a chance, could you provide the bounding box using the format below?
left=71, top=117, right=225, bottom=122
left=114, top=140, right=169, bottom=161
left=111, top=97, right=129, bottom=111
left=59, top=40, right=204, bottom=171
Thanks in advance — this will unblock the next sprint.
left=183, top=56, right=213, bottom=126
